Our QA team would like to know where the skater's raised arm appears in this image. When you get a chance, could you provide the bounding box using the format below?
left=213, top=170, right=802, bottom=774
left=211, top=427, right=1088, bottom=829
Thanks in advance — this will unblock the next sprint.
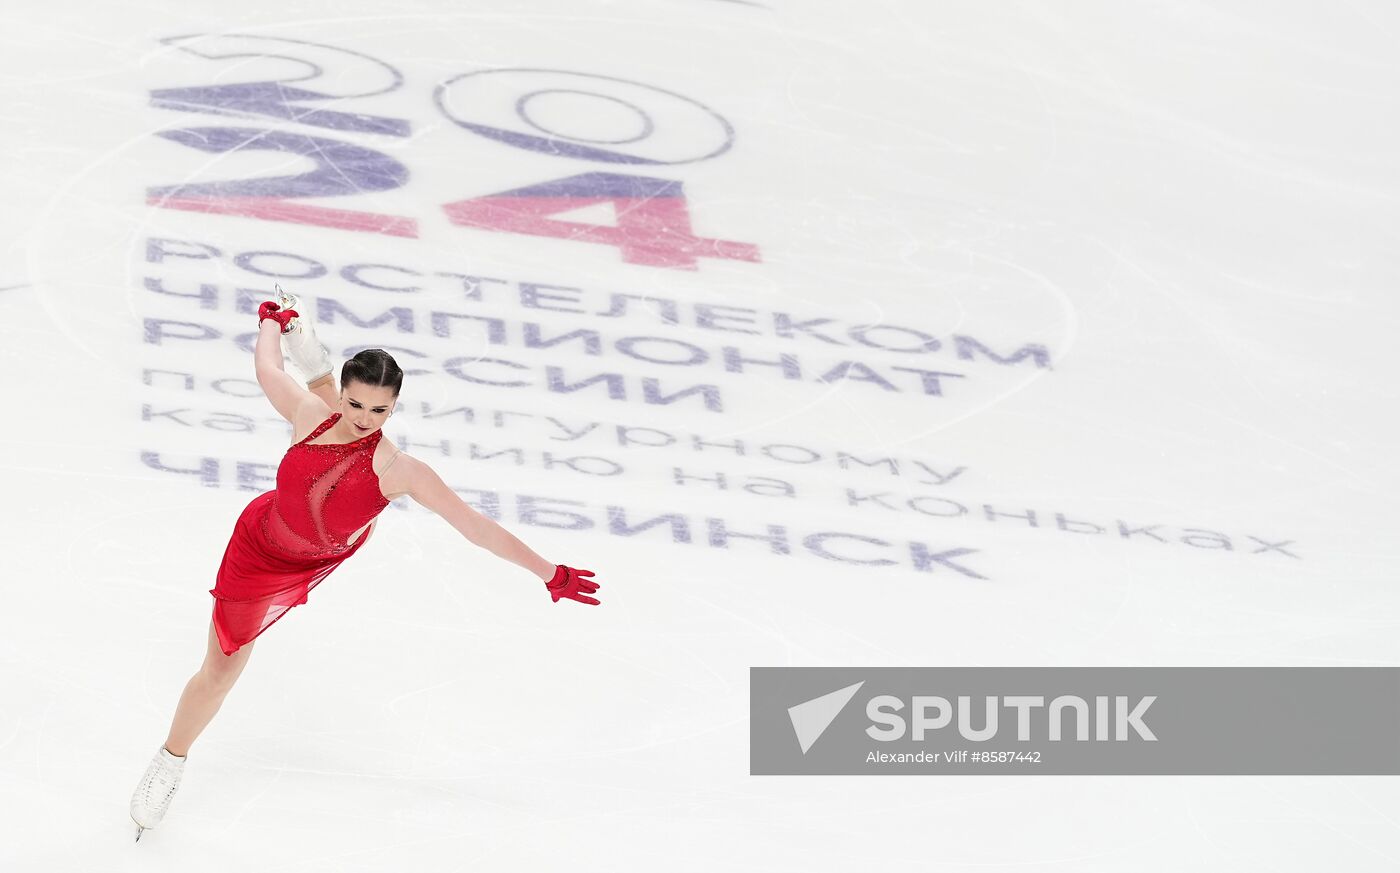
left=254, top=317, right=314, bottom=424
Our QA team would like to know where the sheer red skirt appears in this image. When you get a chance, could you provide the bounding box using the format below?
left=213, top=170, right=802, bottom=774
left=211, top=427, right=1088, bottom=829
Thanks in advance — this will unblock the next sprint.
left=208, top=490, right=373, bottom=655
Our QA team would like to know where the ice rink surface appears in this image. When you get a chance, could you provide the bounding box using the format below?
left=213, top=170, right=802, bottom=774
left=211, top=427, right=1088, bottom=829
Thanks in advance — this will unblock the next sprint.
left=1, top=0, right=1398, bottom=869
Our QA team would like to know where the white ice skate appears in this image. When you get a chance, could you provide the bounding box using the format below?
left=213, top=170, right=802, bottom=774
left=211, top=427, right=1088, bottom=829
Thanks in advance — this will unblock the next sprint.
left=274, top=283, right=333, bottom=384
left=129, top=745, right=187, bottom=842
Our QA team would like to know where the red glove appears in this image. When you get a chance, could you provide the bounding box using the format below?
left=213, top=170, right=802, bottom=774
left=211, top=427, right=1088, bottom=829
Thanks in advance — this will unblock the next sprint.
left=258, top=300, right=299, bottom=333
left=545, top=565, right=600, bottom=605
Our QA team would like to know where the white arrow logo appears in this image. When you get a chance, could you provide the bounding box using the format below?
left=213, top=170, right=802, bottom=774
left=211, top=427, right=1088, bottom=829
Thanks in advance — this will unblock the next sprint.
left=787, top=681, right=865, bottom=754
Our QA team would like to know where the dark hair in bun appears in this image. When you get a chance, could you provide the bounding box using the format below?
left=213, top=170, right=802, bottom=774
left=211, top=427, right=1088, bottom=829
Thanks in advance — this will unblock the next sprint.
left=340, top=348, right=403, bottom=397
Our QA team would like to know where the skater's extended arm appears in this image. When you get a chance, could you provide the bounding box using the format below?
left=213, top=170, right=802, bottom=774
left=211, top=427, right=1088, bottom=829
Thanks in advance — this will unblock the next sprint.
left=404, top=456, right=556, bottom=582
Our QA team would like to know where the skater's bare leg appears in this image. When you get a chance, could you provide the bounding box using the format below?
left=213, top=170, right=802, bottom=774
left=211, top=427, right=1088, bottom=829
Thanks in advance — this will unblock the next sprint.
left=308, top=373, right=338, bottom=409
left=162, top=620, right=255, bottom=757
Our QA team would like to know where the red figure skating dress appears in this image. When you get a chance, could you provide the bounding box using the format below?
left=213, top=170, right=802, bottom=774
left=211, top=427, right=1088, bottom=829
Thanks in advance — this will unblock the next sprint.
left=209, top=413, right=394, bottom=655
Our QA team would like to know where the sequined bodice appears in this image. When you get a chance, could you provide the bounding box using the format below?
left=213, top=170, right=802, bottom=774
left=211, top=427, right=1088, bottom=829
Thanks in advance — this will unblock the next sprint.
left=263, top=413, right=390, bottom=558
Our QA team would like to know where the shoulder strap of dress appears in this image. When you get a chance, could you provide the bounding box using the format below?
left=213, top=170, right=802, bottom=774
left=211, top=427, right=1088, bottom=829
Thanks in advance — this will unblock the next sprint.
left=382, top=449, right=403, bottom=473
left=299, top=412, right=339, bottom=445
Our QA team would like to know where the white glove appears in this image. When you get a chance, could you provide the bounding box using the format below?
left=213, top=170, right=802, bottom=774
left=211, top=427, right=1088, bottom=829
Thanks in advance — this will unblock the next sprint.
left=275, top=284, right=333, bottom=384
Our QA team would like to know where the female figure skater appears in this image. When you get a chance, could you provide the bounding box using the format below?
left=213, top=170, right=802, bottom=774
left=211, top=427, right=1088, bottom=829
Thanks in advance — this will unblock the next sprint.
left=129, top=290, right=601, bottom=842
